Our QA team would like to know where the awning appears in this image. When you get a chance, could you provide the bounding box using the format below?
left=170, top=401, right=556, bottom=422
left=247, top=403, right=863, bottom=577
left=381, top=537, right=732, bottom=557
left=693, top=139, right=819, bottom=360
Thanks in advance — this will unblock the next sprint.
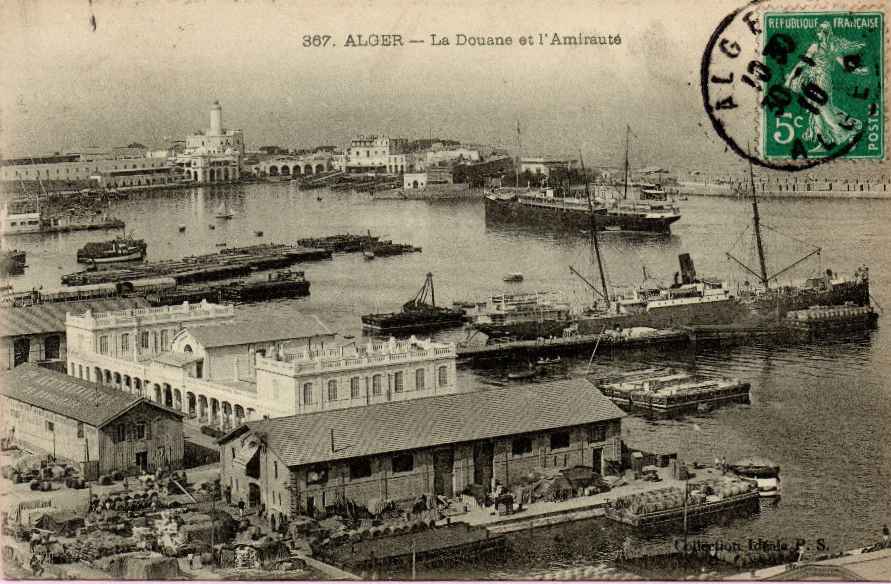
left=233, top=440, right=260, bottom=470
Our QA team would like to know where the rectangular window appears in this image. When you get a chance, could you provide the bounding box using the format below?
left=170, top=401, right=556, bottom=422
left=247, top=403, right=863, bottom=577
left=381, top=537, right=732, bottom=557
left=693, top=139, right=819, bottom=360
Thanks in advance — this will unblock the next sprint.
left=121, top=333, right=129, bottom=353
left=415, top=369, right=425, bottom=391
left=392, top=453, right=414, bottom=473
left=117, top=424, right=126, bottom=442
left=232, top=447, right=236, bottom=459
left=350, top=377, right=360, bottom=399
left=140, top=331, right=150, bottom=349
left=136, top=422, right=146, bottom=440
left=393, top=371, right=404, bottom=392
left=307, top=466, right=328, bottom=485
left=349, top=459, right=372, bottom=480
left=99, top=336, right=109, bottom=355
left=77, top=422, right=84, bottom=438
left=327, top=380, right=337, bottom=401
left=160, top=330, right=168, bottom=351
left=302, top=383, right=313, bottom=405
left=438, top=366, right=448, bottom=387
left=550, top=431, right=571, bottom=450
left=590, top=424, right=607, bottom=443
left=372, top=375, right=382, bottom=396
left=512, top=436, right=533, bottom=456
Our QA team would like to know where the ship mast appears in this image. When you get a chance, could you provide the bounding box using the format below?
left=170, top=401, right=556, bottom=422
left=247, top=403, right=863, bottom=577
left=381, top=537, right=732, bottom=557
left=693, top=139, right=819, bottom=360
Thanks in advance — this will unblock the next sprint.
left=515, top=120, right=522, bottom=189
left=623, top=125, right=630, bottom=201
left=749, top=159, right=770, bottom=289
left=580, top=151, right=609, bottom=304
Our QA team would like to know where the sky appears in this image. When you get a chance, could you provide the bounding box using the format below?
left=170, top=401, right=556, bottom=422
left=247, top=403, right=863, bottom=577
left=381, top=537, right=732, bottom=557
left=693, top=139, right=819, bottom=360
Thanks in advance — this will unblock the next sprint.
left=0, top=0, right=886, bottom=176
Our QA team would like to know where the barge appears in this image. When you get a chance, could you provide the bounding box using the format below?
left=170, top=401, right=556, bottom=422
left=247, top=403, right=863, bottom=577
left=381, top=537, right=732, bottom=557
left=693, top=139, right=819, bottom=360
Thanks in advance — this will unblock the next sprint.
left=784, top=304, right=879, bottom=335
left=604, top=477, right=760, bottom=529
left=361, top=273, right=466, bottom=334
left=297, top=232, right=379, bottom=253
left=590, top=367, right=750, bottom=415
left=145, top=270, right=311, bottom=305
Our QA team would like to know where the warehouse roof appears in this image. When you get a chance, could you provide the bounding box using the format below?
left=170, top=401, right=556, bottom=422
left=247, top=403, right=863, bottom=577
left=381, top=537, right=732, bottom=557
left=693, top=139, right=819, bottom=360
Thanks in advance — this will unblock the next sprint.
left=0, top=297, right=150, bottom=337
left=0, top=363, right=182, bottom=427
left=185, top=314, right=332, bottom=349
left=224, top=377, right=624, bottom=467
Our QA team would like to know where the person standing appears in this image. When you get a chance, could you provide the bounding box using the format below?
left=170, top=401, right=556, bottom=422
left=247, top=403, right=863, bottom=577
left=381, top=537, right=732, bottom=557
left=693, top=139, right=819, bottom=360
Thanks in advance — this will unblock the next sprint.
left=883, top=524, right=890, bottom=548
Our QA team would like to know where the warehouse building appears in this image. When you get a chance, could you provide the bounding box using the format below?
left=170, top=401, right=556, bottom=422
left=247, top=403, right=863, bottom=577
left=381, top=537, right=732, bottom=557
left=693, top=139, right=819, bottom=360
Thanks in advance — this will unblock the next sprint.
left=218, top=378, right=624, bottom=528
left=0, top=363, right=184, bottom=476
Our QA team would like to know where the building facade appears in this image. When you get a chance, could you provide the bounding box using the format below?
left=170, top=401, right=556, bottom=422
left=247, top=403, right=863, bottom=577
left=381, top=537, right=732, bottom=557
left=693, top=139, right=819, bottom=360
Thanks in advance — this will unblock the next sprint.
left=65, top=303, right=457, bottom=430
left=345, top=135, right=406, bottom=174
left=1, top=363, right=184, bottom=475
left=253, top=154, right=335, bottom=178
left=0, top=298, right=150, bottom=370
left=0, top=154, right=174, bottom=189
left=218, top=378, right=624, bottom=524
left=254, top=336, right=458, bottom=418
left=519, top=157, right=579, bottom=178
left=177, top=101, right=244, bottom=184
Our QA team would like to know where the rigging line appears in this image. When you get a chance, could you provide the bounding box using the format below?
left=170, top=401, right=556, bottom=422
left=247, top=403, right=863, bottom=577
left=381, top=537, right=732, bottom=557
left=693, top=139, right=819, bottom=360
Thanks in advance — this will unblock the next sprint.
left=726, top=224, right=752, bottom=254
left=759, top=223, right=821, bottom=251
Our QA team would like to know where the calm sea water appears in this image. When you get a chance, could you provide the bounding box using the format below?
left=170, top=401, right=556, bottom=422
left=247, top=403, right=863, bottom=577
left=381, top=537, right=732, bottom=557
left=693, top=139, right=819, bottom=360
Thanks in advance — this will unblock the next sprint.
left=3, top=183, right=890, bottom=578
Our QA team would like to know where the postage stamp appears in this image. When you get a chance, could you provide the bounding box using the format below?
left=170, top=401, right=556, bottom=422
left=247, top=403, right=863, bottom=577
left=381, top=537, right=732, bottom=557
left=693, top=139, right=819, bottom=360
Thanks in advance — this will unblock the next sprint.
left=761, top=11, right=884, bottom=160
left=701, top=0, right=887, bottom=170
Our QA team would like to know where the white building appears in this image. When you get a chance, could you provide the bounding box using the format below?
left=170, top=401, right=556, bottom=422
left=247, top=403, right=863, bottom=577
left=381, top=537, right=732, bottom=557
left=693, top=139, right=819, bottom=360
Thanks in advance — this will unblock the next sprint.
left=519, top=157, right=579, bottom=177
left=345, top=135, right=405, bottom=174
left=65, top=303, right=457, bottom=429
left=0, top=153, right=174, bottom=189
left=255, top=336, right=458, bottom=418
left=176, top=101, right=244, bottom=184
left=424, top=147, right=480, bottom=167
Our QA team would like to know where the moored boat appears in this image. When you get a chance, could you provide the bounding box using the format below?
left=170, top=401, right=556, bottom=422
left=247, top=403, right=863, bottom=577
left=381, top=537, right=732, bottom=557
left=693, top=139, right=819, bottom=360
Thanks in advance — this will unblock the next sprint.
left=361, top=272, right=467, bottom=334
left=76, top=235, right=147, bottom=264
left=728, top=457, right=781, bottom=498
left=503, top=272, right=524, bottom=282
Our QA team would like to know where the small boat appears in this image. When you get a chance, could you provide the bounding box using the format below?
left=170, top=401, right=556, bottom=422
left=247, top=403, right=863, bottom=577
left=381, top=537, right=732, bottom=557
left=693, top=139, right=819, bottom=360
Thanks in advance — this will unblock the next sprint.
left=215, top=202, right=234, bottom=219
left=507, top=367, right=539, bottom=380
left=536, top=356, right=561, bottom=366
left=255, top=230, right=264, bottom=237
left=178, top=225, right=186, bottom=232
left=215, top=242, right=227, bottom=247
left=316, top=196, right=323, bottom=202
left=728, top=457, right=781, bottom=498
left=209, top=224, right=216, bottom=230
left=503, top=272, right=524, bottom=282
left=363, top=250, right=375, bottom=260
left=76, top=235, right=147, bottom=264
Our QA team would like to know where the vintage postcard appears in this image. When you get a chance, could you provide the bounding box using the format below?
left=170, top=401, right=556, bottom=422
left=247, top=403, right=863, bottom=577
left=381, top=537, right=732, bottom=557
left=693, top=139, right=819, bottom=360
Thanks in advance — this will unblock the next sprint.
left=1, top=0, right=889, bottom=580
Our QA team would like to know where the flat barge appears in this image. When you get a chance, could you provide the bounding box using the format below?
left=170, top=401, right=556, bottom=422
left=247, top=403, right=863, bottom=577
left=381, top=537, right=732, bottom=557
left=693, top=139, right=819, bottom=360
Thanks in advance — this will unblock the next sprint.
left=362, top=273, right=467, bottom=335
left=144, top=270, right=310, bottom=305
left=604, top=478, right=760, bottom=529
left=60, top=245, right=330, bottom=286
left=297, top=233, right=379, bottom=253
left=784, top=304, right=879, bottom=336
left=590, top=367, right=750, bottom=415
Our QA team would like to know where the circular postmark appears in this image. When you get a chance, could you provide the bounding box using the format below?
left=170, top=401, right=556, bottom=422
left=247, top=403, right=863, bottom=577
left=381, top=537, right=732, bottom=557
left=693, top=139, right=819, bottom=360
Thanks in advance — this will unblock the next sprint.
left=701, top=0, right=884, bottom=171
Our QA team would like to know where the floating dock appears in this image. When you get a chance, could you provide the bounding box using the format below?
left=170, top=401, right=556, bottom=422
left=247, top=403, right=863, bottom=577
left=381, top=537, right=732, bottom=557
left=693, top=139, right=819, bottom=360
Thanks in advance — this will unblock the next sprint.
left=60, top=245, right=330, bottom=286
left=590, top=367, right=751, bottom=415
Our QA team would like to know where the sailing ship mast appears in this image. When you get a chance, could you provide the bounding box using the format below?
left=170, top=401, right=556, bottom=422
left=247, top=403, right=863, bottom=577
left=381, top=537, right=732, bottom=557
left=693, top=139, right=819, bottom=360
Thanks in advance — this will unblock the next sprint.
left=725, top=158, right=821, bottom=290
left=749, top=160, right=770, bottom=289
left=580, top=151, right=609, bottom=304
left=623, top=125, right=631, bottom=201
left=515, top=120, right=522, bottom=189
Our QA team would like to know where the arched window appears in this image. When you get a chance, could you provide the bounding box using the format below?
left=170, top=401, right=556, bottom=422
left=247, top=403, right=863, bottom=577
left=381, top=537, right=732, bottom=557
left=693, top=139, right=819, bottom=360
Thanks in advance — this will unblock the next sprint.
left=438, top=366, right=448, bottom=387
left=183, top=344, right=193, bottom=354
left=327, top=380, right=337, bottom=401
left=303, top=383, right=313, bottom=405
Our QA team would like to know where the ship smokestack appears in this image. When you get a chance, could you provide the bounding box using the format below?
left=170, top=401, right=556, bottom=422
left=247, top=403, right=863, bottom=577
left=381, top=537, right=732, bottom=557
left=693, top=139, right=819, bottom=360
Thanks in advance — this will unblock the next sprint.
left=679, top=253, right=697, bottom=285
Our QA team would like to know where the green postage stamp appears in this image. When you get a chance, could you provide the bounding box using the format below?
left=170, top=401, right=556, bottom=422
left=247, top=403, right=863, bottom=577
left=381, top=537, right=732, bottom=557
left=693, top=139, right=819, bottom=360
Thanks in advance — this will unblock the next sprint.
left=761, top=11, right=884, bottom=160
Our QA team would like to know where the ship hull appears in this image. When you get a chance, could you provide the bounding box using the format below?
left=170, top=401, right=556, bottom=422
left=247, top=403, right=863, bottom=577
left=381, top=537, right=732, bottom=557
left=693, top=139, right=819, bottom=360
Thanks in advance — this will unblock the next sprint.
left=475, top=297, right=750, bottom=339
left=77, top=250, right=145, bottom=264
left=484, top=195, right=680, bottom=233
left=743, top=279, right=871, bottom=319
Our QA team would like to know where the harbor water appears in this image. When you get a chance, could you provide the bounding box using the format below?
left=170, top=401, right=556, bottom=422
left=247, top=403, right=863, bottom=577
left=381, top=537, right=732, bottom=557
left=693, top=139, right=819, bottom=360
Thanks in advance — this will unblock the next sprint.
left=3, top=183, right=890, bottom=578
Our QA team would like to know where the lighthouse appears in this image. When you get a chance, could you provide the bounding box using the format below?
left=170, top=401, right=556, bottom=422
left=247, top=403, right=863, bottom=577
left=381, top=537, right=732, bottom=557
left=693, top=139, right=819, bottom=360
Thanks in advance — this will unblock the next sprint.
left=209, top=100, right=223, bottom=135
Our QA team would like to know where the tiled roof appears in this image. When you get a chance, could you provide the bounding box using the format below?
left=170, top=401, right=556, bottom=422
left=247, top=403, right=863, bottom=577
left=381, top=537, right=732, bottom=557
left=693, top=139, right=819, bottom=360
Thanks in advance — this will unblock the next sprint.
left=0, top=298, right=150, bottom=337
left=236, top=378, right=625, bottom=468
left=185, top=314, right=332, bottom=348
left=0, top=363, right=181, bottom=427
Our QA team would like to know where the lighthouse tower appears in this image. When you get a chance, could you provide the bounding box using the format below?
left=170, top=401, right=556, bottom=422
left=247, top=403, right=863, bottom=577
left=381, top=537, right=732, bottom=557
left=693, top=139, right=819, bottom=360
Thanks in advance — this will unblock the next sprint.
left=209, top=100, right=223, bottom=135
